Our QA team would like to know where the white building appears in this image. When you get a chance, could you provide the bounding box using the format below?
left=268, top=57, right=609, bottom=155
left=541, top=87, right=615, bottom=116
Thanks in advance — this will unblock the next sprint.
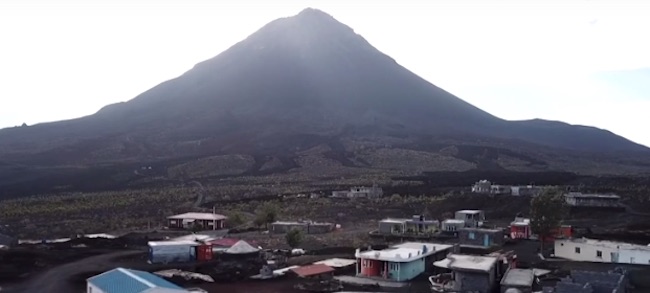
left=554, top=238, right=650, bottom=265
left=471, top=180, right=492, bottom=193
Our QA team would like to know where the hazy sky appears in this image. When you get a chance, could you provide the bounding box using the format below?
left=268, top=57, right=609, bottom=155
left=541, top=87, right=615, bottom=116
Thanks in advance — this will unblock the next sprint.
left=1, top=0, right=650, bottom=146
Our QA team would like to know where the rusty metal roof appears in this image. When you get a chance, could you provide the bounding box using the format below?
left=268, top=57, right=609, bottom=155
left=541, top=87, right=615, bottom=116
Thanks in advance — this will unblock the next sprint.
left=204, top=238, right=240, bottom=247
left=290, top=264, right=334, bottom=277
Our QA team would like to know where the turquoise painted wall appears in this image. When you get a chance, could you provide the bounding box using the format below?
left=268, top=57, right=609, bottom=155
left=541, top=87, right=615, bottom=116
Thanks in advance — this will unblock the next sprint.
left=387, top=259, right=426, bottom=281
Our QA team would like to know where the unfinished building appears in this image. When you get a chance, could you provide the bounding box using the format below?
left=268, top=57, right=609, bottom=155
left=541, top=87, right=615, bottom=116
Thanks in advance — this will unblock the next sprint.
left=543, top=269, right=627, bottom=293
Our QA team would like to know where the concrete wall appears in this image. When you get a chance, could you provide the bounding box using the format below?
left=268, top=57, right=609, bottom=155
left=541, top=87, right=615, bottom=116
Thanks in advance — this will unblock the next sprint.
left=565, top=195, right=620, bottom=207
left=618, top=248, right=650, bottom=265
left=271, top=223, right=333, bottom=234
left=271, top=223, right=308, bottom=234
left=394, top=258, right=425, bottom=281
left=307, top=223, right=334, bottom=234
left=459, top=229, right=504, bottom=247
left=378, top=221, right=405, bottom=234
left=454, top=271, right=493, bottom=293
left=442, top=221, right=464, bottom=232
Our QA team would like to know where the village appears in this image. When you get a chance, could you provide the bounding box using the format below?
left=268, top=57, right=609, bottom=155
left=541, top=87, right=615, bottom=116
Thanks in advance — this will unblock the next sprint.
left=0, top=182, right=649, bottom=293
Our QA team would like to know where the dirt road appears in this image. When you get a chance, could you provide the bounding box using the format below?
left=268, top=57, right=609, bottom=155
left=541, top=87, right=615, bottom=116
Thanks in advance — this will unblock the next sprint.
left=11, top=250, right=142, bottom=293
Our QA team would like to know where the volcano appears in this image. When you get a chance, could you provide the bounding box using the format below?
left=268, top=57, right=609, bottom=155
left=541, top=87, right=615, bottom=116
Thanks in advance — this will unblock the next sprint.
left=0, top=8, right=648, bottom=196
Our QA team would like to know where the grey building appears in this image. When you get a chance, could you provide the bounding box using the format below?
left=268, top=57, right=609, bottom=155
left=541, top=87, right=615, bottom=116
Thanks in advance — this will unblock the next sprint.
left=455, top=210, right=485, bottom=228
left=543, top=269, right=627, bottom=293
left=564, top=192, right=621, bottom=208
left=441, top=219, right=466, bottom=233
left=270, top=221, right=334, bottom=234
left=377, top=215, right=439, bottom=235
left=433, top=254, right=500, bottom=293
left=500, top=268, right=535, bottom=293
left=511, top=186, right=543, bottom=197
left=459, top=228, right=504, bottom=248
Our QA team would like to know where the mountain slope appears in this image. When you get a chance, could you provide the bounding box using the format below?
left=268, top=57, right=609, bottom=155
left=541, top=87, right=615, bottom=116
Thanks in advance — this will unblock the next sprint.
left=0, top=8, right=647, bottom=169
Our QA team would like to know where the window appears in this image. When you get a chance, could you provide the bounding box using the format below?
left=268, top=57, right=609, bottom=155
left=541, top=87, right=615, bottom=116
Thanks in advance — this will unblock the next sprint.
left=468, top=232, right=476, bottom=240
left=575, top=247, right=581, bottom=254
left=596, top=250, right=602, bottom=258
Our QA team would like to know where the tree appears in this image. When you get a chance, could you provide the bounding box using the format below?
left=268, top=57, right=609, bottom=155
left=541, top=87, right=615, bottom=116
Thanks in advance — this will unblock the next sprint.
left=530, top=187, right=568, bottom=251
left=255, top=202, right=279, bottom=229
left=227, top=212, right=245, bottom=228
left=285, top=229, right=303, bottom=248
left=253, top=213, right=266, bottom=229
left=190, top=221, right=204, bottom=233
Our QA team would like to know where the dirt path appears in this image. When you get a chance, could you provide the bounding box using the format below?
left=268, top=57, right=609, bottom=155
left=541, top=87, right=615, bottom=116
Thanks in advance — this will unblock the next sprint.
left=13, top=250, right=142, bottom=293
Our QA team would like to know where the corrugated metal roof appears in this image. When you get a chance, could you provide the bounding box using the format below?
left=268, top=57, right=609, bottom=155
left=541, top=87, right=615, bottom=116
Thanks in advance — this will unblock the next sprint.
left=205, top=238, right=240, bottom=247
left=88, top=267, right=186, bottom=293
left=148, top=240, right=200, bottom=246
left=291, top=264, right=334, bottom=277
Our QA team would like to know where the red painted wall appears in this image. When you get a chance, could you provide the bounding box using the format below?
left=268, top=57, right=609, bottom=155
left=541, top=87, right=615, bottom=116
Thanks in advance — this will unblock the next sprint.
left=197, top=245, right=213, bottom=261
left=510, top=225, right=530, bottom=239
left=359, top=258, right=381, bottom=276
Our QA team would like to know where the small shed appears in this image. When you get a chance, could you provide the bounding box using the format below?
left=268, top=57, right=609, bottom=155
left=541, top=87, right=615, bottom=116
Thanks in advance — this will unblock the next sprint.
left=500, top=268, right=535, bottom=293
left=291, top=264, right=335, bottom=279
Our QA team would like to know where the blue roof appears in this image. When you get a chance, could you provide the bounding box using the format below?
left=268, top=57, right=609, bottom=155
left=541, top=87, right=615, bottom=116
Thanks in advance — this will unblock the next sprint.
left=88, top=267, right=184, bottom=293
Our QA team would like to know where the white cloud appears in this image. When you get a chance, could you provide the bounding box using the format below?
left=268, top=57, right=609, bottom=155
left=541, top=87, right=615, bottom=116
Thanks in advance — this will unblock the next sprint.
left=0, top=0, right=649, bottom=146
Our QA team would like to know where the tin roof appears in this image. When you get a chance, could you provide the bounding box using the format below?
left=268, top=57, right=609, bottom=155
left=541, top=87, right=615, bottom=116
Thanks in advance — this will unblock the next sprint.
left=148, top=240, right=200, bottom=247
left=205, top=238, right=240, bottom=247
left=291, top=264, right=334, bottom=277
left=168, top=212, right=227, bottom=220
left=87, top=267, right=186, bottom=293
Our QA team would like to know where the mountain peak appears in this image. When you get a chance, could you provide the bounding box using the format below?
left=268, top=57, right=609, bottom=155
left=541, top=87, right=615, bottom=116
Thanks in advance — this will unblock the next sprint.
left=296, top=7, right=333, bottom=18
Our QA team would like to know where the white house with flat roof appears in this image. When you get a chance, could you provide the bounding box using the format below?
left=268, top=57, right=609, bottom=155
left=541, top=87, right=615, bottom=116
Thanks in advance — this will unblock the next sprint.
left=554, top=238, right=650, bottom=265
